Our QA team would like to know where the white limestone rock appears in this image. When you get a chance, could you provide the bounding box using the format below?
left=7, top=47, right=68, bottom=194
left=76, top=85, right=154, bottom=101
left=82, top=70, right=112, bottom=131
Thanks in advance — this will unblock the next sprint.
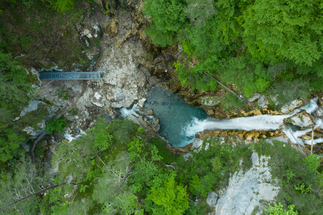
left=82, top=29, right=92, bottom=39
left=248, top=93, right=261, bottom=103
left=138, top=98, right=146, bottom=107
left=210, top=152, right=280, bottom=215
left=191, top=138, right=204, bottom=151
left=23, top=119, right=46, bottom=138
left=15, top=100, right=45, bottom=120
left=287, top=111, right=314, bottom=128
left=281, top=100, right=304, bottom=114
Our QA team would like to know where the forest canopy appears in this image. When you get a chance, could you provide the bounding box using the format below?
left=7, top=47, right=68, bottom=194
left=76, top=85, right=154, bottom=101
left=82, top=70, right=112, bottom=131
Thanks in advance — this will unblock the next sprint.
left=143, top=0, right=323, bottom=107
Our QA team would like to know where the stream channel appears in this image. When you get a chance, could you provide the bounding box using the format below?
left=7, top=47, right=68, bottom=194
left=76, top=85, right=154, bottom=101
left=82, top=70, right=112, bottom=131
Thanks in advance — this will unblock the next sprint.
left=67, top=85, right=323, bottom=150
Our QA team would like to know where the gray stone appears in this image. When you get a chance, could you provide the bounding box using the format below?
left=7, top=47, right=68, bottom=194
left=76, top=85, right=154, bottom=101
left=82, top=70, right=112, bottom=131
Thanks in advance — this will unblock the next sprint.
left=92, top=23, right=101, bottom=38
left=127, top=115, right=158, bottom=140
left=135, top=108, right=154, bottom=116
left=53, top=131, right=65, bottom=143
left=86, top=47, right=100, bottom=60
left=82, top=29, right=92, bottom=39
left=248, top=93, right=261, bottom=103
left=33, top=5, right=154, bottom=135
left=183, top=152, right=193, bottom=161
left=258, top=95, right=269, bottom=109
left=23, top=125, right=45, bottom=139
left=115, top=92, right=125, bottom=102
left=138, top=98, right=146, bottom=107
left=198, top=96, right=220, bottom=106
left=151, top=117, right=160, bottom=132
left=206, top=192, right=218, bottom=209
left=18, top=100, right=45, bottom=119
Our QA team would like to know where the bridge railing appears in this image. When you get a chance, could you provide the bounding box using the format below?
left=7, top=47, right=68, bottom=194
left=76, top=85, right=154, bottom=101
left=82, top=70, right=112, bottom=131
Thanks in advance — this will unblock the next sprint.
left=39, top=72, right=103, bottom=80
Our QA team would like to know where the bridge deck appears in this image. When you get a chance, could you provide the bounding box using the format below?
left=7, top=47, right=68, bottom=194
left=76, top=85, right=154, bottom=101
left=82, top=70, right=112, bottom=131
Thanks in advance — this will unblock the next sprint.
left=39, top=72, right=103, bottom=80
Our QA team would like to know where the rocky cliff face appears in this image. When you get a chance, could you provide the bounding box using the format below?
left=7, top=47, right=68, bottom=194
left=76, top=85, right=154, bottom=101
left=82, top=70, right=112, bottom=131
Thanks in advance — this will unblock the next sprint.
left=207, top=152, right=280, bottom=215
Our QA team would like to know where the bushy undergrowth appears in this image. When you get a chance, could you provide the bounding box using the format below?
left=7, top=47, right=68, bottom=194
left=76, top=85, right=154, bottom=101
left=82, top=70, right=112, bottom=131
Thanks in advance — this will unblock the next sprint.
left=149, top=137, right=179, bottom=164
left=45, top=118, right=67, bottom=134
left=254, top=140, right=323, bottom=214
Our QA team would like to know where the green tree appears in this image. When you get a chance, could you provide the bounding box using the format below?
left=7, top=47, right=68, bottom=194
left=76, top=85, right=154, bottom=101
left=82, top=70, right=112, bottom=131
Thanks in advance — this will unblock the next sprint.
left=241, top=0, right=323, bottom=66
left=92, top=152, right=143, bottom=214
left=0, top=127, right=25, bottom=162
left=52, top=131, right=97, bottom=181
left=143, top=0, right=188, bottom=47
left=185, top=0, right=216, bottom=28
left=0, top=155, right=54, bottom=214
left=48, top=118, right=149, bottom=214
left=0, top=51, right=34, bottom=126
left=0, top=51, right=35, bottom=162
left=185, top=0, right=241, bottom=45
left=145, top=174, right=189, bottom=215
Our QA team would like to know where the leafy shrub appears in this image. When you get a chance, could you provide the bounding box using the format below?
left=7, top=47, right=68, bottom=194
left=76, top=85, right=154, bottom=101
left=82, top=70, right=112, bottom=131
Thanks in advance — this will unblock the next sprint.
left=53, top=0, right=74, bottom=12
left=176, top=137, right=252, bottom=198
left=210, top=156, right=223, bottom=172
left=269, top=79, right=310, bottom=108
left=45, top=118, right=67, bottom=134
left=0, top=127, right=25, bottom=162
left=92, top=117, right=113, bottom=151
left=254, top=140, right=323, bottom=214
left=219, top=93, right=246, bottom=110
left=182, top=41, right=194, bottom=55
left=265, top=202, right=298, bottom=215
left=108, top=118, right=142, bottom=145
left=304, top=154, right=320, bottom=174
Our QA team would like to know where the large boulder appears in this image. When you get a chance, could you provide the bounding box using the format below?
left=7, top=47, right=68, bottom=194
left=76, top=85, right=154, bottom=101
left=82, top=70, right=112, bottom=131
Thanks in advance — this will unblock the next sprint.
left=284, top=110, right=314, bottom=129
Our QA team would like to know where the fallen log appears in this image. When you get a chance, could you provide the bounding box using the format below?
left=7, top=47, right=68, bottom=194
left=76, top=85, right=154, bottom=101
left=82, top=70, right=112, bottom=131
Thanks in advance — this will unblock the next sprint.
left=202, top=70, right=244, bottom=101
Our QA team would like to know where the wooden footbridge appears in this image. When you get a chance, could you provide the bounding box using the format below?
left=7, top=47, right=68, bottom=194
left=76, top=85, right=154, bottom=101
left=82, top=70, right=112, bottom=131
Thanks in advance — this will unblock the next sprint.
left=39, top=72, right=103, bottom=80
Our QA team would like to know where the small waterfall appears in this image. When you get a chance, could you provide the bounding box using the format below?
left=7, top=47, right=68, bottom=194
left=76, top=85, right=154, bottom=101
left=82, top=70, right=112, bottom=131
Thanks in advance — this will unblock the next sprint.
left=120, top=103, right=140, bottom=117
left=182, top=115, right=290, bottom=134
left=64, top=128, right=87, bottom=143
left=182, top=97, right=323, bottom=147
